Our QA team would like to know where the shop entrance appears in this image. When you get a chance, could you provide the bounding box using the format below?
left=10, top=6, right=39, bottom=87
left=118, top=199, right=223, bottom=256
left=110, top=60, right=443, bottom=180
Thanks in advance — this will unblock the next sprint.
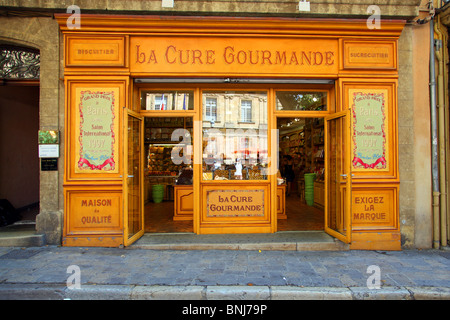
left=0, top=84, right=40, bottom=231
left=277, top=117, right=325, bottom=231
left=274, top=89, right=351, bottom=243
left=144, top=116, right=194, bottom=233
left=135, top=88, right=196, bottom=234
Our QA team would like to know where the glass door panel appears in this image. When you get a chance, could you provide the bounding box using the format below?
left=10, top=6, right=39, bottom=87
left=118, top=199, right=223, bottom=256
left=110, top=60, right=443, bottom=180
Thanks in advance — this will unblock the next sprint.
left=325, top=111, right=351, bottom=243
left=201, top=91, right=268, bottom=181
left=124, top=110, right=144, bottom=245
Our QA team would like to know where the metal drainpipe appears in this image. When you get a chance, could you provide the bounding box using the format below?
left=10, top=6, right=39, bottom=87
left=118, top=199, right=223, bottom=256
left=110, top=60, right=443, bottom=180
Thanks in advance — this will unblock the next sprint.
left=430, top=18, right=441, bottom=249
left=435, top=15, right=448, bottom=247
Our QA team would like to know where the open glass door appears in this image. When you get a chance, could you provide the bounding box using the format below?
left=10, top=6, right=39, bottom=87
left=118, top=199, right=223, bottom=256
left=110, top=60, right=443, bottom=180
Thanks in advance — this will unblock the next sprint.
left=325, top=110, right=352, bottom=243
left=124, top=109, right=144, bottom=246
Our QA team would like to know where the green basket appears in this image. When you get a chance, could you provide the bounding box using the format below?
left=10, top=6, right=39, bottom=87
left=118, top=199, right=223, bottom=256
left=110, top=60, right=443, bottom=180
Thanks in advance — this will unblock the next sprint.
left=304, top=173, right=316, bottom=185
left=304, top=173, right=316, bottom=206
left=152, top=184, right=164, bottom=203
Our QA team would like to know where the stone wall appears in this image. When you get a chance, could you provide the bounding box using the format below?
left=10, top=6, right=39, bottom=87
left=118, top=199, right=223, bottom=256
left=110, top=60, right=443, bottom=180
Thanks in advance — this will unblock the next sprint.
left=0, top=16, right=63, bottom=244
left=0, top=0, right=421, bottom=19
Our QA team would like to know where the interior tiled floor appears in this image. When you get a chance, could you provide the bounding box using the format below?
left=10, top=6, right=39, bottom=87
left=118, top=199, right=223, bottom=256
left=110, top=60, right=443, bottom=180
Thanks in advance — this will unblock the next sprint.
left=144, top=195, right=324, bottom=233
left=145, top=201, right=193, bottom=233
left=278, top=195, right=324, bottom=231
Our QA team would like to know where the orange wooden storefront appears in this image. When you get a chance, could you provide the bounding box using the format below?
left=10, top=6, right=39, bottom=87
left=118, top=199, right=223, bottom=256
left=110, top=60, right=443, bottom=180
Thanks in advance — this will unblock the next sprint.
left=58, top=15, right=404, bottom=250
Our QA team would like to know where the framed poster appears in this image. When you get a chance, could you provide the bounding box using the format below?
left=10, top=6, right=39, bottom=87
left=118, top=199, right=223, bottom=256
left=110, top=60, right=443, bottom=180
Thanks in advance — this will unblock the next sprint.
left=65, top=79, right=126, bottom=181
left=75, top=88, right=119, bottom=173
left=340, top=80, right=397, bottom=180
left=350, top=88, right=389, bottom=172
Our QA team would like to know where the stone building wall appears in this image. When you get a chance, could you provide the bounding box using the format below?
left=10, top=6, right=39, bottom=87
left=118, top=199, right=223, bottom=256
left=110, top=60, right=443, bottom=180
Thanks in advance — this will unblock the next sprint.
left=0, top=0, right=421, bottom=18
left=0, top=16, right=63, bottom=244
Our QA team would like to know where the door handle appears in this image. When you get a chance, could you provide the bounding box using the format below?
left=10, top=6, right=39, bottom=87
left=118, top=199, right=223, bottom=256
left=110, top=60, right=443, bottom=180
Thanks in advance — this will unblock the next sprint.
left=128, top=175, right=134, bottom=178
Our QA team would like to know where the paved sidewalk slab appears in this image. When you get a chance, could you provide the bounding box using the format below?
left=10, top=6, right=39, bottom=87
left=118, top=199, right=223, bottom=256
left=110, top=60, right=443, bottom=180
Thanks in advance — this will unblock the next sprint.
left=131, top=285, right=205, bottom=300
left=206, top=286, right=271, bottom=300
left=0, top=246, right=449, bottom=300
left=271, top=286, right=352, bottom=300
left=407, top=286, right=450, bottom=300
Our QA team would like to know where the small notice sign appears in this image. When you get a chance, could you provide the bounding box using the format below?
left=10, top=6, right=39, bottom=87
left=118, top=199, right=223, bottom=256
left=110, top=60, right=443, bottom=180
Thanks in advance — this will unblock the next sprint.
left=39, top=144, right=59, bottom=158
left=41, top=158, right=58, bottom=171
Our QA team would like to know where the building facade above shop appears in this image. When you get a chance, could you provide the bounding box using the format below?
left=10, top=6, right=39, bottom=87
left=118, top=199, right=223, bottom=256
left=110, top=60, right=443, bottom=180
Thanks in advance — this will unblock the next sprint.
left=0, top=0, right=421, bottom=19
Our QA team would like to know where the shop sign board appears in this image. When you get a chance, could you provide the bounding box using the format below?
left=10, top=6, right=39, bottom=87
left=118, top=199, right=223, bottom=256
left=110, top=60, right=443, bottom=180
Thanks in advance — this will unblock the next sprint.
left=65, top=36, right=126, bottom=67
left=343, top=40, right=397, bottom=70
left=206, top=189, right=265, bottom=217
left=352, top=188, right=397, bottom=230
left=130, top=36, right=339, bottom=77
left=67, top=192, right=122, bottom=234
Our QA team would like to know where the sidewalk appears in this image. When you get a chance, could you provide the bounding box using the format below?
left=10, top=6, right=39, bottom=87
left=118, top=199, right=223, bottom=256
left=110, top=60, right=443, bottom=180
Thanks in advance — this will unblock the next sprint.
left=0, top=245, right=449, bottom=300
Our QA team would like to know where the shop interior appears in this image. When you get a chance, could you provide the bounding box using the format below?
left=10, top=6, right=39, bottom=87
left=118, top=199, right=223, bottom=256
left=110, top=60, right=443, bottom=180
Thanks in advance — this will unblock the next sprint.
left=277, top=117, right=325, bottom=231
left=144, top=116, right=194, bottom=233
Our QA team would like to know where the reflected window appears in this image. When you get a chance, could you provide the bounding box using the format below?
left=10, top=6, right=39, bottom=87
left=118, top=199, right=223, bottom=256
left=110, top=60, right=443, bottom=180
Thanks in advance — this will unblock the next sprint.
left=276, top=91, right=327, bottom=111
left=205, top=98, right=217, bottom=122
left=141, top=90, right=194, bottom=110
left=241, top=100, right=252, bottom=123
left=202, top=91, right=268, bottom=181
left=155, top=95, right=168, bottom=110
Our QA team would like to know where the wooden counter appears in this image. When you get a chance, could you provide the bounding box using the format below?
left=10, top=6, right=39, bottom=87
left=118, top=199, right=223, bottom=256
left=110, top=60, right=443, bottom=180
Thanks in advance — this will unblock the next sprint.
left=313, top=181, right=325, bottom=209
left=277, top=185, right=286, bottom=219
left=173, top=185, right=194, bottom=221
left=174, top=185, right=286, bottom=220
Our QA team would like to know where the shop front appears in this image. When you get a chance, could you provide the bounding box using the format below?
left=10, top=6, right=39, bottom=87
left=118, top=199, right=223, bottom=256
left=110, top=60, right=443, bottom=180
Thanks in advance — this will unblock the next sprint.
left=59, top=15, right=403, bottom=250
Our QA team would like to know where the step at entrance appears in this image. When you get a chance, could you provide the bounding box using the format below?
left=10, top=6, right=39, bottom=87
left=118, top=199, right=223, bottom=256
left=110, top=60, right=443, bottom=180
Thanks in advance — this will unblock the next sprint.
left=128, top=231, right=349, bottom=251
left=0, top=223, right=45, bottom=247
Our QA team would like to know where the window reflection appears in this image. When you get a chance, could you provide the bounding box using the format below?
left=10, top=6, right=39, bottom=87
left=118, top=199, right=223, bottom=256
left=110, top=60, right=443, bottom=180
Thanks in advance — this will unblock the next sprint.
left=141, top=90, right=194, bottom=110
left=276, top=92, right=327, bottom=111
left=202, top=91, right=268, bottom=181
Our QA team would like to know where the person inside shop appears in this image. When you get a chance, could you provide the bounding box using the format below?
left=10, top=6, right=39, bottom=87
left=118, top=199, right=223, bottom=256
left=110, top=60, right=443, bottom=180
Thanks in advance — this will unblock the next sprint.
left=234, top=158, right=243, bottom=180
left=281, top=154, right=295, bottom=196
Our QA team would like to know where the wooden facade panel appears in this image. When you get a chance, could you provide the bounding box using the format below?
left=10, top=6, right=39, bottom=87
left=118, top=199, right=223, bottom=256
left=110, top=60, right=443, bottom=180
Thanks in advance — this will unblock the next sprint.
left=342, top=40, right=397, bottom=70
left=351, top=185, right=399, bottom=231
left=63, top=185, right=124, bottom=247
left=65, top=35, right=126, bottom=67
left=65, top=189, right=123, bottom=235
